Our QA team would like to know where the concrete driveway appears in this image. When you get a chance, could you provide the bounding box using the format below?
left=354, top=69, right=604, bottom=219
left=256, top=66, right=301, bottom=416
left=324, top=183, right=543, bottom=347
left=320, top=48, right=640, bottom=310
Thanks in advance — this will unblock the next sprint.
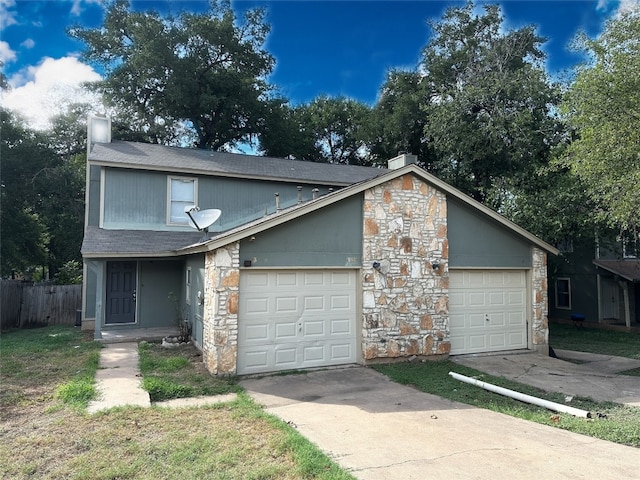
left=241, top=366, right=640, bottom=480
left=453, top=349, right=640, bottom=406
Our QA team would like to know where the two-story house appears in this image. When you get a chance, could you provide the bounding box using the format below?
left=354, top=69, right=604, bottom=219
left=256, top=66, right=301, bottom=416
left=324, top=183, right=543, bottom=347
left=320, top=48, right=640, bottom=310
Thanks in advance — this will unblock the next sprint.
left=549, top=232, right=640, bottom=328
left=81, top=115, right=559, bottom=376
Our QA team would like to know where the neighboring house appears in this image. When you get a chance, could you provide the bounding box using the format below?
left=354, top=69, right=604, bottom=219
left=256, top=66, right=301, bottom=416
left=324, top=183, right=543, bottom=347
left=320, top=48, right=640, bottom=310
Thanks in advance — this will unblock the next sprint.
left=549, top=233, right=640, bottom=328
left=81, top=115, right=558, bottom=376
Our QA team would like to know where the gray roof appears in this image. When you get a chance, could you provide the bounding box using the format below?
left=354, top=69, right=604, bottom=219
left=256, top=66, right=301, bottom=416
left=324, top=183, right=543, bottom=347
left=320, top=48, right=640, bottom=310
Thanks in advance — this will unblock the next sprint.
left=593, top=259, right=640, bottom=282
left=81, top=226, right=205, bottom=258
left=89, top=141, right=385, bottom=186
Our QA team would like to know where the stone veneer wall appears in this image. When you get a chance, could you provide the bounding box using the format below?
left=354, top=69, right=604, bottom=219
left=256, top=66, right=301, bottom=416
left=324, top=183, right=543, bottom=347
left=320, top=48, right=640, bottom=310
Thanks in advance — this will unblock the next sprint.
left=531, top=247, right=549, bottom=354
left=362, top=174, right=451, bottom=361
left=202, top=242, right=240, bottom=375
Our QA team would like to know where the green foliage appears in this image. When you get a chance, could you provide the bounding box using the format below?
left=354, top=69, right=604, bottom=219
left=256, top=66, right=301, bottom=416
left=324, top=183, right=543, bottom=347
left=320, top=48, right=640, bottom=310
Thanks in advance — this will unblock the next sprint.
left=0, top=109, right=56, bottom=276
left=55, top=377, right=97, bottom=406
left=54, top=260, right=83, bottom=285
left=367, top=70, right=434, bottom=168
left=70, top=0, right=275, bottom=150
left=0, top=108, right=85, bottom=278
left=138, top=342, right=240, bottom=401
left=297, top=96, right=372, bottom=165
left=559, top=11, right=640, bottom=231
left=420, top=2, right=563, bottom=207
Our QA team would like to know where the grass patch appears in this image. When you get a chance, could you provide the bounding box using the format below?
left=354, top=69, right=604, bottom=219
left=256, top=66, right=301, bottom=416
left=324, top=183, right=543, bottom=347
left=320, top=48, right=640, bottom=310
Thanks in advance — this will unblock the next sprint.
left=0, top=327, right=355, bottom=479
left=138, top=341, right=242, bottom=401
left=373, top=360, right=640, bottom=447
left=0, top=326, right=102, bottom=411
left=549, top=322, right=640, bottom=359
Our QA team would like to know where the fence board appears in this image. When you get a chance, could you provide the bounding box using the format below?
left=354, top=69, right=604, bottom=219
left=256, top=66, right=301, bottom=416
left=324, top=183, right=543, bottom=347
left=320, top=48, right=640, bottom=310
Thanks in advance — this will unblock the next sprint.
left=1, top=281, right=81, bottom=330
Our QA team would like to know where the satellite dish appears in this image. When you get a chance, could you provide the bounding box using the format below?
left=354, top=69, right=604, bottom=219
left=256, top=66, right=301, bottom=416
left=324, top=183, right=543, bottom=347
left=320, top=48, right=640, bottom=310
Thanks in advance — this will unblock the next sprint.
left=184, top=206, right=221, bottom=239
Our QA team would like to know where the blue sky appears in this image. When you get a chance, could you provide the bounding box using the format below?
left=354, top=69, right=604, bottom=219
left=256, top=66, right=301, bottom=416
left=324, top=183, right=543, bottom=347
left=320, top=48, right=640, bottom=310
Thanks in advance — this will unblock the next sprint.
left=1, top=0, right=636, bottom=130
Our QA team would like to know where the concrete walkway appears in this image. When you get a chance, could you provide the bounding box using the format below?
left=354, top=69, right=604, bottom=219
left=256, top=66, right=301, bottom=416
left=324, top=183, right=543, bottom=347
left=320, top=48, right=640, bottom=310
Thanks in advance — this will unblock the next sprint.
left=87, top=342, right=236, bottom=414
left=241, top=367, right=640, bottom=480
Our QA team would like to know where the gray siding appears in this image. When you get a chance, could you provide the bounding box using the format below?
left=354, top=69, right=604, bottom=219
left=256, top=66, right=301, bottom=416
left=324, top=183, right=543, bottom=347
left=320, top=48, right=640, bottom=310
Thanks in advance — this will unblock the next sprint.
left=101, top=167, right=335, bottom=232
left=103, top=169, right=167, bottom=229
left=240, top=194, right=363, bottom=267
left=87, top=165, right=101, bottom=227
left=185, top=254, right=205, bottom=348
left=137, top=260, right=183, bottom=329
left=448, top=199, right=532, bottom=268
left=199, top=177, right=332, bottom=233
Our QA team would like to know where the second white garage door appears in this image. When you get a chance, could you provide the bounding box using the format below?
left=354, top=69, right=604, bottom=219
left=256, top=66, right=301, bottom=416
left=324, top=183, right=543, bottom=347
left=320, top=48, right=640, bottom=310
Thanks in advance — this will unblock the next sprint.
left=449, top=270, right=528, bottom=355
left=238, top=270, right=357, bottom=375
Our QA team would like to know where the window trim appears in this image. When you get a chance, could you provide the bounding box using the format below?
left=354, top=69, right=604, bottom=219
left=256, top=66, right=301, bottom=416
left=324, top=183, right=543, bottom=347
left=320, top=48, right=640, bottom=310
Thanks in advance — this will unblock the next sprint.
left=555, top=277, right=571, bottom=310
left=167, top=176, right=198, bottom=226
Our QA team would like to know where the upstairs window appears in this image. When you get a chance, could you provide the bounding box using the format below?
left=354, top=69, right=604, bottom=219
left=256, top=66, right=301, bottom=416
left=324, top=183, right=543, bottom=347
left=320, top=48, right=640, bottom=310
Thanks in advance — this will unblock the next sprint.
left=168, top=177, right=197, bottom=225
left=555, top=278, right=571, bottom=310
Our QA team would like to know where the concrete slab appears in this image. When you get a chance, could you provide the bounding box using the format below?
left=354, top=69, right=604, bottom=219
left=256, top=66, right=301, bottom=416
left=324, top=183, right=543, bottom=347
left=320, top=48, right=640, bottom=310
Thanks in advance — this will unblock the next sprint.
left=155, top=393, right=238, bottom=408
left=98, top=327, right=178, bottom=344
left=88, top=342, right=150, bottom=413
left=241, top=367, right=640, bottom=480
left=452, top=351, right=640, bottom=406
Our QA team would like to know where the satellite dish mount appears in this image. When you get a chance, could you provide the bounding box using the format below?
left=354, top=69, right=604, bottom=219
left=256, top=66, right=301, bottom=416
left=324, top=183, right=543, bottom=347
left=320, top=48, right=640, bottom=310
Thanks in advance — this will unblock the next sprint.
left=184, top=206, right=222, bottom=242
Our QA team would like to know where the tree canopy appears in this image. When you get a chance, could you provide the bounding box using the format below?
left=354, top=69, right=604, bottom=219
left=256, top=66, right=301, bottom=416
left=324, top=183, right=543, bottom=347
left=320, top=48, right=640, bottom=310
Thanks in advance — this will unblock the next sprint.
left=70, top=0, right=275, bottom=150
left=420, top=2, right=563, bottom=208
left=559, top=10, right=640, bottom=231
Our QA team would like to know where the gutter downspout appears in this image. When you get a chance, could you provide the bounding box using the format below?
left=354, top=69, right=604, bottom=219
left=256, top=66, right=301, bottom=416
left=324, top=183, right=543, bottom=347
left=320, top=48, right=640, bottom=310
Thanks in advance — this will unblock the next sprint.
left=449, top=372, right=591, bottom=418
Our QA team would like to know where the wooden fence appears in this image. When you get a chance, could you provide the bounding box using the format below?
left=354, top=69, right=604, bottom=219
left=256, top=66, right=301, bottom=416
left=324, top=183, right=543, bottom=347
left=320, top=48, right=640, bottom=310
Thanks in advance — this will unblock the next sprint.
left=1, top=281, right=82, bottom=330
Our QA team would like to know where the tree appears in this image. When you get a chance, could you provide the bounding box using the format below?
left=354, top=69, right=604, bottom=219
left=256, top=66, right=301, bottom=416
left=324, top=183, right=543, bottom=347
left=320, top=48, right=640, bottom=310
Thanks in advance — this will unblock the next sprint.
left=257, top=99, right=320, bottom=160
left=420, top=2, right=563, bottom=208
left=296, top=96, right=372, bottom=165
left=0, top=109, right=55, bottom=277
left=559, top=10, right=640, bottom=231
left=70, top=0, right=275, bottom=149
left=367, top=70, right=433, bottom=168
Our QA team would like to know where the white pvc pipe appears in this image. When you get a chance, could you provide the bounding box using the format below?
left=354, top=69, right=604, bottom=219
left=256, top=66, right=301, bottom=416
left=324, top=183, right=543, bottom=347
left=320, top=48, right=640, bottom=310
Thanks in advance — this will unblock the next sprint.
left=448, top=371, right=591, bottom=418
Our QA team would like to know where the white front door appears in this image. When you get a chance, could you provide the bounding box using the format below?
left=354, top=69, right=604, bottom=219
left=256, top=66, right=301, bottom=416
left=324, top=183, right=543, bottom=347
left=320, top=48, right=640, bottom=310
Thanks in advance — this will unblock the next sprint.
left=449, top=270, right=528, bottom=355
left=238, top=270, right=357, bottom=375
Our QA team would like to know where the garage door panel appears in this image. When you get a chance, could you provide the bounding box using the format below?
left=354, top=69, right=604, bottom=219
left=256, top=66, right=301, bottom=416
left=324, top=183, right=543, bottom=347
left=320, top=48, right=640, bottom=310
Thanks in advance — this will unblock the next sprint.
left=239, top=270, right=357, bottom=374
left=304, top=272, right=324, bottom=286
left=303, top=319, right=325, bottom=336
left=275, top=322, right=297, bottom=340
left=245, top=297, right=269, bottom=314
left=468, top=313, right=485, bottom=328
left=304, top=296, right=325, bottom=310
left=450, top=270, right=528, bottom=355
left=331, top=318, right=352, bottom=334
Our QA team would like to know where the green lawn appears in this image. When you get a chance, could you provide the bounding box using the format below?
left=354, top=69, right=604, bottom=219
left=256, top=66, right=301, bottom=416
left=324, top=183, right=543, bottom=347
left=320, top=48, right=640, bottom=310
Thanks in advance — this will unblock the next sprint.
left=0, top=326, right=354, bottom=480
left=549, top=321, right=640, bottom=360
left=374, top=322, right=640, bottom=448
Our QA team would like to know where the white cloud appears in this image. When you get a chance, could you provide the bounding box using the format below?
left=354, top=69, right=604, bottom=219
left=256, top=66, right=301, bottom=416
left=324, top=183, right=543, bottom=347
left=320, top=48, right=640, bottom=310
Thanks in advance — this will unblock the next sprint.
left=21, top=38, right=35, bottom=49
left=617, top=0, right=640, bottom=14
left=1, top=56, right=102, bottom=131
left=0, top=40, right=16, bottom=63
left=71, top=0, right=102, bottom=17
left=0, top=0, right=17, bottom=30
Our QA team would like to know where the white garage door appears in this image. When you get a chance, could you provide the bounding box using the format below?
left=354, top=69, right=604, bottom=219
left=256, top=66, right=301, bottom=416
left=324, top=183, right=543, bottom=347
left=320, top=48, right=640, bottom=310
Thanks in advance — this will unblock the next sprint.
left=238, top=270, right=357, bottom=375
left=449, top=270, right=528, bottom=355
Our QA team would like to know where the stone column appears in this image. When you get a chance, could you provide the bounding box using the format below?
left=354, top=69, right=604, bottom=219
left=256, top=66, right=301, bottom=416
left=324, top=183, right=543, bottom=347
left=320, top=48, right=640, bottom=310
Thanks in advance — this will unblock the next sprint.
left=361, top=174, right=451, bottom=361
left=203, top=242, right=240, bottom=375
left=531, top=247, right=549, bottom=355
